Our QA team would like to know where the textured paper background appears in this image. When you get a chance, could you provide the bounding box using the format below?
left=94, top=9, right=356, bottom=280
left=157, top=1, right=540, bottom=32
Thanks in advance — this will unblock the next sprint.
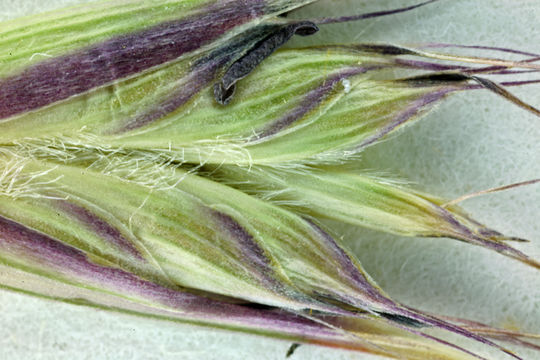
left=0, top=1, right=539, bottom=359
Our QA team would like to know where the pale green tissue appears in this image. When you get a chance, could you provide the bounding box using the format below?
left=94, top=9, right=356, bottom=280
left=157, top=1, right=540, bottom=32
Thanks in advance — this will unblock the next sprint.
left=0, top=1, right=538, bottom=359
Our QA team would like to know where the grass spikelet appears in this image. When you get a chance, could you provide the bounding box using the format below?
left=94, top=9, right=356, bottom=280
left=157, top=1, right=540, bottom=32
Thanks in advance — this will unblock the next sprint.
left=0, top=149, right=527, bottom=359
left=207, top=165, right=540, bottom=269
left=2, top=43, right=536, bottom=165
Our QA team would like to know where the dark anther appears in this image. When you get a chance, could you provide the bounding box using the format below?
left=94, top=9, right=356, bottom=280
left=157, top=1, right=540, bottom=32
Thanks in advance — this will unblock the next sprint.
left=355, top=44, right=416, bottom=56
left=214, top=82, right=237, bottom=105
left=285, top=343, right=301, bottom=358
left=214, top=21, right=319, bottom=105
left=410, top=73, right=471, bottom=83
left=400, top=72, right=471, bottom=87
left=378, top=312, right=425, bottom=328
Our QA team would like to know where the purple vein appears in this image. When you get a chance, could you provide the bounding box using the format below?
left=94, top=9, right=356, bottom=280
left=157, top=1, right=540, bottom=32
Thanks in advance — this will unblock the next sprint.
left=0, top=2, right=263, bottom=120
left=115, top=60, right=223, bottom=133
left=211, top=209, right=280, bottom=287
left=313, top=0, right=439, bottom=25
left=0, top=214, right=355, bottom=344
left=57, top=200, right=144, bottom=260
left=256, top=67, right=368, bottom=139
left=419, top=42, right=540, bottom=58
left=357, top=88, right=453, bottom=149
left=306, top=220, right=390, bottom=306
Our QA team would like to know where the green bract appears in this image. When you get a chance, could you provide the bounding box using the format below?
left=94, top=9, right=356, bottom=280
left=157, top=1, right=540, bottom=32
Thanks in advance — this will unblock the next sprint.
left=209, top=165, right=540, bottom=268
left=0, top=46, right=458, bottom=165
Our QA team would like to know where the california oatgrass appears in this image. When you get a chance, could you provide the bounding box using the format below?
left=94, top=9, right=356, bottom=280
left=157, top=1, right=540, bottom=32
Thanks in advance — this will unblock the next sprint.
left=0, top=0, right=539, bottom=359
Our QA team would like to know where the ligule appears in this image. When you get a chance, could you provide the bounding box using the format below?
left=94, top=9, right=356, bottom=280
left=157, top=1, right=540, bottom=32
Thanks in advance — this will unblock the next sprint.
left=0, top=0, right=539, bottom=359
